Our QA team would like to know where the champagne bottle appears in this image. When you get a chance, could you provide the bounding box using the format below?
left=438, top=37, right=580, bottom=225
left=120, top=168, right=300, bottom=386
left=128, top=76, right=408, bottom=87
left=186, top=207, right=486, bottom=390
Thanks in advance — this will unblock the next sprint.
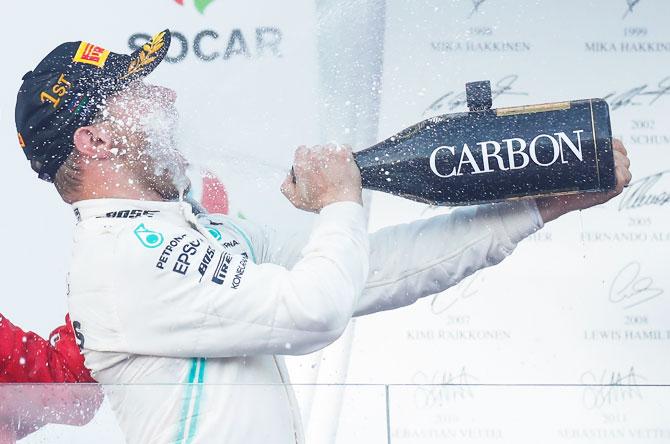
left=355, top=81, right=616, bottom=206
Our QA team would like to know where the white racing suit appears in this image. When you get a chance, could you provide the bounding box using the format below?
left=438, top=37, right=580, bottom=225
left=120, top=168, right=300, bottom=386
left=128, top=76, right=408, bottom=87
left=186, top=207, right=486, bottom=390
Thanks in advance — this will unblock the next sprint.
left=67, top=198, right=543, bottom=444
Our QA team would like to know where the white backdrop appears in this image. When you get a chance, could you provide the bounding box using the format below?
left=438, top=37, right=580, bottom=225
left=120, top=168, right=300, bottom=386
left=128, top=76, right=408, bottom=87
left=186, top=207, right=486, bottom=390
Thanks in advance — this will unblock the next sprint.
left=351, top=0, right=670, bottom=383
left=346, top=0, right=670, bottom=441
left=1, top=0, right=669, bottom=443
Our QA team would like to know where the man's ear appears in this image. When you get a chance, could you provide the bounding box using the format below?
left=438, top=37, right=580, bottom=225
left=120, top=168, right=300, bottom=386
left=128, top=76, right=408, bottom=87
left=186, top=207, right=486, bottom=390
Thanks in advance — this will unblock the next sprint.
left=73, top=125, right=113, bottom=159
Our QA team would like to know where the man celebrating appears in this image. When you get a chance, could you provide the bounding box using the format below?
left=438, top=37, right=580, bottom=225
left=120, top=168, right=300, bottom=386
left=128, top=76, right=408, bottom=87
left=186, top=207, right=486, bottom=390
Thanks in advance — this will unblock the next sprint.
left=15, top=30, right=631, bottom=443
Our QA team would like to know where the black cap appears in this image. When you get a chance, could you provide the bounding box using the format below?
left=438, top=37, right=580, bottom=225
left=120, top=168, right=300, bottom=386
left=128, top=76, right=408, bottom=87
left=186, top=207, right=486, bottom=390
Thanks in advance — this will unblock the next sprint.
left=15, top=30, right=172, bottom=182
left=465, top=80, right=493, bottom=112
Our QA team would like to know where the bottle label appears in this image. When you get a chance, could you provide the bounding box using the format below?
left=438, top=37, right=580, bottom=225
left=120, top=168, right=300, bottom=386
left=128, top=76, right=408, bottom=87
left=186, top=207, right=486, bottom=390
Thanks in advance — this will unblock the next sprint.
left=358, top=99, right=614, bottom=206
left=428, top=128, right=589, bottom=178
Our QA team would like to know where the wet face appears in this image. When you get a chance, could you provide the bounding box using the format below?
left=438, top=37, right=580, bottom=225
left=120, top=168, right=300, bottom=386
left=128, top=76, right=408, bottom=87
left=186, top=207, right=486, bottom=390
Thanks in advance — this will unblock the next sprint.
left=97, top=81, right=191, bottom=199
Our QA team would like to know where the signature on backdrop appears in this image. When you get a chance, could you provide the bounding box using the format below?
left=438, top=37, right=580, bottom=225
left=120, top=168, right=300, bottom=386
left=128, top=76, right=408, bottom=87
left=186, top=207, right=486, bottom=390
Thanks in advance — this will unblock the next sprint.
left=618, top=170, right=670, bottom=211
left=423, top=75, right=528, bottom=116
left=468, top=0, right=489, bottom=18
left=604, top=76, right=670, bottom=110
left=622, top=0, right=643, bottom=19
left=581, top=367, right=646, bottom=409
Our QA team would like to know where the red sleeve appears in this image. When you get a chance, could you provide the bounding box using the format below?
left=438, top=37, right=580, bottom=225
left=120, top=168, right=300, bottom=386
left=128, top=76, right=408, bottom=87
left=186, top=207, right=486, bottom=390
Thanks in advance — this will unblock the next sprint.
left=0, top=313, right=94, bottom=383
left=0, top=315, right=101, bottom=441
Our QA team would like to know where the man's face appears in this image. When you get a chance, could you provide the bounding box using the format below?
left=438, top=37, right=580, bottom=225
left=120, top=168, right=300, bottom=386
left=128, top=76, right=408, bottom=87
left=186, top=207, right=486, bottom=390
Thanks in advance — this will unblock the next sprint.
left=97, top=81, right=191, bottom=199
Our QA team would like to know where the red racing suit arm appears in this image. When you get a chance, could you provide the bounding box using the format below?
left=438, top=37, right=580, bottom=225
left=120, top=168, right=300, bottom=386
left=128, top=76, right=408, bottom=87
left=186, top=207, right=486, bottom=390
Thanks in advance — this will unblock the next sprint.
left=0, top=313, right=94, bottom=383
left=0, top=314, right=101, bottom=441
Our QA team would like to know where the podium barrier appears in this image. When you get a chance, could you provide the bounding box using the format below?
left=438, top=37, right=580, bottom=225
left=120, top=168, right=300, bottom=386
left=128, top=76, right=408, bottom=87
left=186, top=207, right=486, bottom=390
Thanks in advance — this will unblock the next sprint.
left=1, top=383, right=668, bottom=443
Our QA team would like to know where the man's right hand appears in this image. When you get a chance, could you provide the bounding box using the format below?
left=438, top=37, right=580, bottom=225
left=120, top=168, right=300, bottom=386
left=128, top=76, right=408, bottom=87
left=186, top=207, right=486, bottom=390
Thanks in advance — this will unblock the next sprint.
left=534, top=138, right=632, bottom=223
left=281, top=143, right=363, bottom=212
